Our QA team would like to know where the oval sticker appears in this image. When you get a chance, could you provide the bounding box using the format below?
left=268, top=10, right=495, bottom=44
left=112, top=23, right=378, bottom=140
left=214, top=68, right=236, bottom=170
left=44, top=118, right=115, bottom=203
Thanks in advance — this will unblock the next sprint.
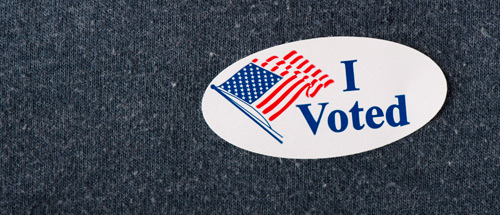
left=202, top=37, right=447, bottom=159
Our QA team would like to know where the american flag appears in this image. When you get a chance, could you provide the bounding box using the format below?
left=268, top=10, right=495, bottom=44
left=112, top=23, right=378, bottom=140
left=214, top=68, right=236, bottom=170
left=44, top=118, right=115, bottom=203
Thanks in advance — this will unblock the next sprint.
left=211, top=50, right=334, bottom=143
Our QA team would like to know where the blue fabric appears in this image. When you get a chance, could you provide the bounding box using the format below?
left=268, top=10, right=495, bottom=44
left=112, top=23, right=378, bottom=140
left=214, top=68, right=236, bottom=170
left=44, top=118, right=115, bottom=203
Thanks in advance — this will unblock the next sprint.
left=1, top=1, right=499, bottom=214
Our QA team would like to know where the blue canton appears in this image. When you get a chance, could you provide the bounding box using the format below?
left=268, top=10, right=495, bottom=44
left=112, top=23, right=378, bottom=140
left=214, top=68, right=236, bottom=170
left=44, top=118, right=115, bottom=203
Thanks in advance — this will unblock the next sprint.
left=219, top=63, right=282, bottom=104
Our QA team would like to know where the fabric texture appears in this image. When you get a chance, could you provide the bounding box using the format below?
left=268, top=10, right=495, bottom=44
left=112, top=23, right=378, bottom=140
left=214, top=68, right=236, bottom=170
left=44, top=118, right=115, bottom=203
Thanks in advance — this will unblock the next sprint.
left=1, top=1, right=499, bottom=214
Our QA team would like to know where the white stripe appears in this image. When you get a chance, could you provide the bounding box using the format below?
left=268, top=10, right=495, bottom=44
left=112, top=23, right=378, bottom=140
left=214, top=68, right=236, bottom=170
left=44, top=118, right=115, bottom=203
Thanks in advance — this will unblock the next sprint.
left=264, top=81, right=309, bottom=118
left=259, top=73, right=309, bottom=115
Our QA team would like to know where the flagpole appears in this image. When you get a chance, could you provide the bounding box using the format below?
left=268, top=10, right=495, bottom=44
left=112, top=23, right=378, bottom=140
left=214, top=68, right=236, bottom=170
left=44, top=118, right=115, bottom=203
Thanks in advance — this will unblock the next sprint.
left=211, top=85, right=283, bottom=144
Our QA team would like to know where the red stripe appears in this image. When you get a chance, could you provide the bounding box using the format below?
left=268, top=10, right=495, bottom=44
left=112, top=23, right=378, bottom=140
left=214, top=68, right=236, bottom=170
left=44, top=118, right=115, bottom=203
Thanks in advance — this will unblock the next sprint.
left=276, top=60, right=286, bottom=66
left=266, top=56, right=278, bottom=62
left=297, top=60, right=309, bottom=69
left=309, top=79, right=318, bottom=88
left=261, top=62, right=268, bottom=67
left=285, top=65, right=292, bottom=70
left=252, top=58, right=259, bottom=63
left=256, top=76, right=297, bottom=108
left=303, top=65, right=315, bottom=73
left=311, top=69, right=322, bottom=77
left=269, top=84, right=309, bottom=121
left=280, top=71, right=289, bottom=76
left=308, top=83, right=323, bottom=98
left=262, top=78, right=305, bottom=114
left=306, top=80, right=318, bottom=97
left=271, top=66, right=279, bottom=71
left=324, top=79, right=334, bottom=87
left=283, top=50, right=297, bottom=60
left=290, top=56, right=303, bottom=64
left=319, top=74, right=329, bottom=81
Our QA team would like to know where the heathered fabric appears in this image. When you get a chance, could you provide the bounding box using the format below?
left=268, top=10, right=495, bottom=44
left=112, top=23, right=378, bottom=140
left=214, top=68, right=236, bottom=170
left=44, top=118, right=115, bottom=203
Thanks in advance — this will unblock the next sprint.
left=1, top=1, right=499, bottom=214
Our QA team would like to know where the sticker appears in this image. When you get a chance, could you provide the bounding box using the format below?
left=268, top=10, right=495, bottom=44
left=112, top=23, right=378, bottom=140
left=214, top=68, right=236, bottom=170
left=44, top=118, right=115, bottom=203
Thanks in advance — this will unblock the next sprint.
left=202, top=37, right=447, bottom=159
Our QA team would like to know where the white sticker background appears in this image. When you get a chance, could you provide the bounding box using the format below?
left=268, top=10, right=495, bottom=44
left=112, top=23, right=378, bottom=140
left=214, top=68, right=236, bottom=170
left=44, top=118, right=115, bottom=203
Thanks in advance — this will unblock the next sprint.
left=202, top=37, right=447, bottom=159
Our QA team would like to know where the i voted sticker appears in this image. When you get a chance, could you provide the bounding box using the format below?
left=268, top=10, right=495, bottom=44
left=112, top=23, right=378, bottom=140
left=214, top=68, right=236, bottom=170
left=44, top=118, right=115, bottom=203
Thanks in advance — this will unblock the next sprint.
left=202, top=37, right=447, bottom=159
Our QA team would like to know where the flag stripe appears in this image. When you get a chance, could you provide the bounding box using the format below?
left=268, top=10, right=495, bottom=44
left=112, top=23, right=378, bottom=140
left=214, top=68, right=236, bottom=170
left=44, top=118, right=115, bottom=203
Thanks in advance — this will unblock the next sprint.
left=297, top=60, right=309, bottom=69
left=262, top=77, right=305, bottom=114
left=324, top=79, right=334, bottom=87
left=308, top=83, right=323, bottom=98
left=268, top=84, right=309, bottom=121
left=303, top=65, right=315, bottom=73
left=256, top=75, right=297, bottom=108
left=311, top=69, right=322, bottom=77
left=290, top=56, right=303, bottom=64
left=266, top=56, right=279, bottom=62
left=306, top=80, right=318, bottom=97
left=310, top=79, right=318, bottom=87
left=283, top=50, right=297, bottom=60
left=262, top=56, right=277, bottom=68
left=319, top=74, right=329, bottom=81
